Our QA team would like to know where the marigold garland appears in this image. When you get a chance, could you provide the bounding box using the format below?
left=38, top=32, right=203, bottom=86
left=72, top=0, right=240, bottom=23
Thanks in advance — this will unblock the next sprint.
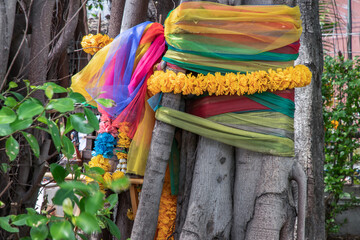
left=147, top=65, right=312, bottom=97
left=155, top=169, right=177, bottom=240
left=81, top=33, right=113, bottom=55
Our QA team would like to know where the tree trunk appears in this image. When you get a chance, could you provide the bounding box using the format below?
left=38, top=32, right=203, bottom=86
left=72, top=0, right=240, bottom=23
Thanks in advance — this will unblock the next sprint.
left=108, top=0, right=125, bottom=38
left=114, top=190, right=133, bottom=240
left=0, top=0, right=16, bottom=89
left=294, top=0, right=325, bottom=239
left=180, top=138, right=234, bottom=240
left=232, top=149, right=298, bottom=240
left=130, top=92, right=182, bottom=240
left=28, top=0, right=55, bottom=101
left=120, top=0, right=149, bottom=32
left=174, top=130, right=197, bottom=239
left=48, top=0, right=80, bottom=62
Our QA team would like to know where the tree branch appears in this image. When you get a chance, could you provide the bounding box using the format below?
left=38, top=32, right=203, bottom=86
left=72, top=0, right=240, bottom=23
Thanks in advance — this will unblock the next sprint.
left=17, top=0, right=87, bottom=79
left=48, top=0, right=80, bottom=61
left=0, top=0, right=33, bottom=92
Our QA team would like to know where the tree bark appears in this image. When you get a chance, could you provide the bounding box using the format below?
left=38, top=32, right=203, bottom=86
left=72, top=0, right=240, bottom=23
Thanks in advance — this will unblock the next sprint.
left=232, top=149, right=298, bottom=240
left=174, top=130, right=198, bottom=239
left=28, top=0, right=55, bottom=101
left=108, top=0, right=125, bottom=38
left=180, top=138, right=234, bottom=240
left=0, top=0, right=16, bottom=89
left=294, top=0, right=325, bottom=239
left=130, top=92, right=182, bottom=240
left=120, top=0, right=149, bottom=32
left=48, top=0, right=80, bottom=62
left=114, top=191, right=133, bottom=240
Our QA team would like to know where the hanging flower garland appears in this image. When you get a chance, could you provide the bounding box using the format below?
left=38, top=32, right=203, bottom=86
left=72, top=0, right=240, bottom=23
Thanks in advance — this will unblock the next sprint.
left=86, top=116, right=129, bottom=188
left=147, top=65, right=312, bottom=97
left=155, top=169, right=177, bottom=240
left=115, top=122, right=132, bottom=173
left=81, top=33, right=113, bottom=55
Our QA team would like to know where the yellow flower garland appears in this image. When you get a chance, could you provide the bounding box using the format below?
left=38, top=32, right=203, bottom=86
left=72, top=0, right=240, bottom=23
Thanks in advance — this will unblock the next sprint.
left=147, top=65, right=312, bottom=97
left=155, top=169, right=177, bottom=240
left=81, top=33, right=113, bottom=55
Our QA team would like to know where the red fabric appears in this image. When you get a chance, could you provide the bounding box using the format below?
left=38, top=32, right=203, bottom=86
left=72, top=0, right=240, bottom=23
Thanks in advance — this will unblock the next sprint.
left=187, top=89, right=294, bottom=118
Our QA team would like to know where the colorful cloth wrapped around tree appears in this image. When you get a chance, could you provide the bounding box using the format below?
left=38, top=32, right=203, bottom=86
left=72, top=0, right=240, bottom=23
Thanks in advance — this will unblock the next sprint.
left=163, top=2, right=302, bottom=74
left=149, top=2, right=309, bottom=157
left=71, top=21, right=165, bottom=138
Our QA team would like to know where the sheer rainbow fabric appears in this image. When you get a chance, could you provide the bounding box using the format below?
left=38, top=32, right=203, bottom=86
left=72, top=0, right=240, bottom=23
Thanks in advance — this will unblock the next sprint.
left=71, top=22, right=165, bottom=138
left=163, top=2, right=302, bottom=74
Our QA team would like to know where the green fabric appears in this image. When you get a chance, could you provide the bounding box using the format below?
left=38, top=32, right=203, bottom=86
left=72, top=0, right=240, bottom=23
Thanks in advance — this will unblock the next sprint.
left=156, top=107, right=294, bottom=157
left=247, top=92, right=295, bottom=118
left=167, top=45, right=299, bottom=62
left=169, top=137, right=180, bottom=195
left=208, top=111, right=294, bottom=140
left=163, top=57, right=238, bottom=75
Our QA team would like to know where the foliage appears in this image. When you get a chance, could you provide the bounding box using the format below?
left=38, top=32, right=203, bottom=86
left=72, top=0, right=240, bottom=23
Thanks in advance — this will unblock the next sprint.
left=0, top=81, right=122, bottom=239
left=322, top=56, right=360, bottom=233
left=0, top=81, right=100, bottom=162
left=0, top=163, right=127, bottom=239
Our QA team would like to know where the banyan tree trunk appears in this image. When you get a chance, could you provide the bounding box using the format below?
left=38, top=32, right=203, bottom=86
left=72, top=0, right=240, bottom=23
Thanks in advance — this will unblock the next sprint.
left=131, top=67, right=185, bottom=240
left=175, top=1, right=307, bottom=240
left=179, top=138, right=234, bottom=239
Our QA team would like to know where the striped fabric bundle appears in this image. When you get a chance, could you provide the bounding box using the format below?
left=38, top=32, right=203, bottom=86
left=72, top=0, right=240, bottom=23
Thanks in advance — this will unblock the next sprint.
left=163, top=2, right=302, bottom=74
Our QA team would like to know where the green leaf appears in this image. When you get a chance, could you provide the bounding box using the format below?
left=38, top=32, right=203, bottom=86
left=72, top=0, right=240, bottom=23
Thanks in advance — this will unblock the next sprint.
left=62, top=198, right=73, bottom=216
left=9, top=91, right=24, bottom=101
left=10, top=118, right=33, bottom=131
left=0, top=216, right=19, bottom=233
left=75, top=212, right=101, bottom=234
left=78, top=233, right=89, bottom=240
left=50, top=221, right=75, bottom=240
left=4, top=97, right=17, bottom=108
left=84, top=191, right=104, bottom=214
left=104, top=217, right=121, bottom=240
left=47, top=119, right=61, bottom=152
left=97, top=98, right=115, bottom=108
left=62, top=136, right=74, bottom=159
left=70, top=113, right=94, bottom=134
left=35, top=126, right=50, bottom=134
left=21, top=131, right=40, bottom=157
left=11, top=214, right=29, bottom=226
left=30, top=224, right=48, bottom=240
left=25, top=214, right=47, bottom=227
left=106, top=194, right=118, bottom=209
left=64, top=117, right=73, bottom=135
left=50, top=163, right=69, bottom=184
left=84, top=108, right=99, bottom=130
left=47, top=98, right=75, bottom=113
left=69, top=92, right=86, bottom=103
left=52, top=188, right=75, bottom=206
left=88, top=167, right=105, bottom=175
left=0, top=163, right=10, bottom=174
left=0, top=106, right=17, bottom=124
left=6, top=136, right=19, bottom=161
left=59, top=181, right=92, bottom=193
left=37, top=115, right=47, bottom=124
left=38, top=82, right=67, bottom=93
left=109, top=177, right=130, bottom=193
left=0, top=201, right=4, bottom=208
left=8, top=81, right=18, bottom=90
left=0, top=124, right=13, bottom=136
left=45, top=85, right=54, bottom=99
left=17, top=99, right=44, bottom=120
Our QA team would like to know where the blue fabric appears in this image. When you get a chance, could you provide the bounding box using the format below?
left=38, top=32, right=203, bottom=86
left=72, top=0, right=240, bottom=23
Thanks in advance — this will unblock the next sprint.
left=86, top=21, right=151, bottom=117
